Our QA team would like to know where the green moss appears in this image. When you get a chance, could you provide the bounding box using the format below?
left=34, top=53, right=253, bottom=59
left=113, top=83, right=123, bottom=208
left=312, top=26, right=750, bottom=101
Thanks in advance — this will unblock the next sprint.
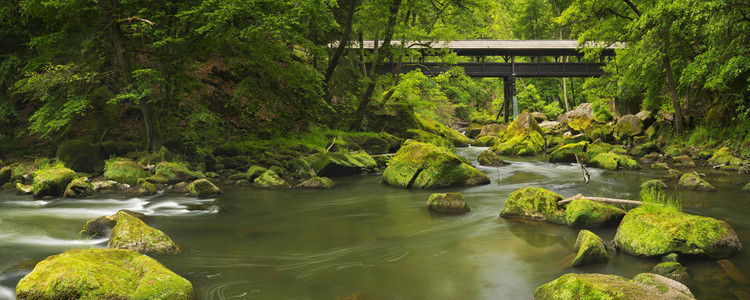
left=471, top=135, right=497, bottom=147
left=188, top=179, right=222, bottom=197
left=548, top=141, right=588, bottom=163
left=614, top=206, right=742, bottom=258
left=535, top=273, right=694, bottom=300
left=307, top=151, right=377, bottom=177
left=652, top=262, right=692, bottom=287
left=17, top=183, right=33, bottom=195
left=477, top=149, right=508, bottom=166
left=253, top=170, right=289, bottom=189
left=426, top=192, right=470, bottom=213
left=406, top=129, right=455, bottom=151
left=709, top=147, right=745, bottom=166
left=297, top=176, right=335, bottom=189
left=32, top=165, right=76, bottom=198
left=15, top=249, right=192, bottom=300
left=247, top=165, right=268, bottom=181
left=565, top=199, right=625, bottom=228
left=491, top=110, right=545, bottom=156
left=0, top=165, right=11, bottom=184
left=677, top=172, right=716, bottom=192
left=614, top=115, right=644, bottom=141
left=664, top=146, right=684, bottom=158
left=417, top=114, right=472, bottom=147
left=108, top=211, right=180, bottom=254
left=381, top=140, right=489, bottom=189
left=154, top=161, right=204, bottom=184
left=640, top=179, right=667, bottom=191
left=630, top=142, right=660, bottom=157
left=64, top=177, right=93, bottom=198
left=104, top=158, right=148, bottom=186
left=588, top=152, right=640, bottom=171
left=499, top=187, right=565, bottom=224
left=584, top=122, right=613, bottom=142
left=572, top=230, right=609, bottom=267
left=568, top=115, right=594, bottom=132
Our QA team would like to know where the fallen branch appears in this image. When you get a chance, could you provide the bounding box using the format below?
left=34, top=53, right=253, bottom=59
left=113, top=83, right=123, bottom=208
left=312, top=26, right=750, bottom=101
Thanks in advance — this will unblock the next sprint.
left=574, top=153, right=590, bottom=184
left=558, top=193, right=642, bottom=206
left=371, top=153, right=396, bottom=158
left=325, top=137, right=337, bottom=153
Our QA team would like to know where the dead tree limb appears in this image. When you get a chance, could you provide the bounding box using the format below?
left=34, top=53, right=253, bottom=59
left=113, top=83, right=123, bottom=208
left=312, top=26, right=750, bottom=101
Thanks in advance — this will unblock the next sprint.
left=558, top=193, right=642, bottom=206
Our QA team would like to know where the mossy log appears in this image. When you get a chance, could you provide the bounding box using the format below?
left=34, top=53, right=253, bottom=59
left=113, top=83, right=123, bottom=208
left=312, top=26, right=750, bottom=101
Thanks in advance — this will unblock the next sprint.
left=558, top=193, right=642, bottom=206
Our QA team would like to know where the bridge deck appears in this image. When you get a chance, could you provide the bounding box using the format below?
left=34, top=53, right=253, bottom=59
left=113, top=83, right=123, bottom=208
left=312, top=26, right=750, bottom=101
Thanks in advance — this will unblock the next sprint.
left=357, top=40, right=619, bottom=56
left=375, top=62, right=606, bottom=78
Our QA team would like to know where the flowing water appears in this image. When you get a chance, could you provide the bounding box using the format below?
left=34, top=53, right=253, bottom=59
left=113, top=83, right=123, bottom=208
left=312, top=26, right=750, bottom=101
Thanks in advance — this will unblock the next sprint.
left=1, top=147, right=749, bottom=299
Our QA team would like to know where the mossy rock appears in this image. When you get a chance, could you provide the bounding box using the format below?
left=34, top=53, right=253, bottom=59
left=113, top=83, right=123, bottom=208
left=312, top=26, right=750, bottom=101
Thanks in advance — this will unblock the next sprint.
left=307, top=151, right=377, bottom=177
left=154, top=161, right=204, bottom=184
left=477, top=149, right=508, bottom=166
left=32, top=166, right=76, bottom=198
left=630, top=142, right=660, bottom=157
left=426, top=192, right=470, bottom=213
left=548, top=141, right=588, bottom=163
left=104, top=158, right=148, bottom=186
left=677, top=172, right=716, bottom=192
left=381, top=140, right=489, bottom=189
left=572, top=230, right=609, bottom=267
left=564, top=198, right=625, bottom=228
left=491, top=111, right=545, bottom=156
left=534, top=273, right=694, bottom=300
left=138, top=146, right=174, bottom=166
left=672, top=155, right=696, bottom=168
left=588, top=152, right=640, bottom=171
left=614, top=114, right=645, bottom=141
left=10, top=164, right=28, bottom=183
left=108, top=211, right=180, bottom=254
left=652, top=262, right=693, bottom=287
left=640, top=179, right=667, bottom=191
left=584, top=122, right=613, bottom=142
left=247, top=165, right=268, bottom=181
left=15, top=249, right=193, bottom=300
left=471, top=135, right=498, bottom=147
left=663, top=146, right=684, bottom=158
left=188, top=179, right=222, bottom=197
left=297, top=176, right=335, bottom=189
left=17, top=183, right=33, bottom=195
left=567, top=114, right=594, bottom=132
left=227, top=173, right=247, bottom=181
left=417, top=114, right=473, bottom=147
left=56, top=140, right=105, bottom=173
left=499, top=187, right=565, bottom=224
left=0, top=165, right=12, bottom=185
left=743, top=182, right=750, bottom=193
left=253, top=170, right=289, bottom=189
left=614, top=206, right=742, bottom=258
left=476, top=123, right=506, bottom=138
left=64, top=177, right=93, bottom=198
left=405, top=129, right=455, bottom=151
left=709, top=147, right=745, bottom=166
left=465, top=124, right=484, bottom=138
left=84, top=210, right=146, bottom=236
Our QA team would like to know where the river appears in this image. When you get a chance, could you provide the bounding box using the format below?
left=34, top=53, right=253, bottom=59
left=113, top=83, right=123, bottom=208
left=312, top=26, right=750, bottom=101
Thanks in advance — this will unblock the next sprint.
left=1, top=146, right=748, bottom=299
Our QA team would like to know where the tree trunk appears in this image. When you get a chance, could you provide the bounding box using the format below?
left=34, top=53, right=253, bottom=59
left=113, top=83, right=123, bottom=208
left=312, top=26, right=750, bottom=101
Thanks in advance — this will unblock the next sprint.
left=351, top=0, right=402, bottom=130
left=324, top=0, right=357, bottom=87
left=662, top=36, right=683, bottom=134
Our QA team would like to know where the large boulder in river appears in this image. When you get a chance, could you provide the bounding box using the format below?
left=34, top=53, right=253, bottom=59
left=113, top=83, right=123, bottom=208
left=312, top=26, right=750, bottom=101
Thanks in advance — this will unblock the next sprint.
left=548, top=141, right=588, bottom=163
left=108, top=211, right=180, bottom=254
left=417, top=115, right=473, bottom=147
left=32, top=166, right=76, bottom=198
left=307, top=151, right=377, bottom=177
left=491, top=110, right=545, bottom=156
left=15, top=249, right=193, bottom=300
left=188, top=179, right=222, bottom=197
left=499, top=187, right=565, bottom=224
left=583, top=122, right=613, bottom=142
left=534, top=273, right=694, bottom=300
left=64, top=177, right=93, bottom=198
left=477, top=149, right=508, bottom=166
left=557, top=103, right=594, bottom=131
left=253, top=170, right=289, bottom=189
left=614, top=114, right=645, bottom=142
left=426, top=192, right=470, bottom=213
left=572, top=230, right=609, bottom=267
left=84, top=210, right=146, bottom=237
left=297, top=176, right=335, bottom=189
left=476, top=123, right=506, bottom=139
left=614, top=206, right=742, bottom=258
left=150, top=162, right=204, bottom=184
left=587, top=152, right=640, bottom=171
left=652, top=262, right=693, bottom=288
left=677, top=172, right=716, bottom=192
left=564, top=198, right=625, bottom=228
left=104, top=158, right=148, bottom=186
left=382, top=140, right=489, bottom=189
left=0, top=165, right=12, bottom=185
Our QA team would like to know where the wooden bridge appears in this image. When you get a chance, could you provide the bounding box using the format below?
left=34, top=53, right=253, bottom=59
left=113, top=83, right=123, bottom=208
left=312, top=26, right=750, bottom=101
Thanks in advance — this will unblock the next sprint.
left=356, top=40, right=619, bottom=122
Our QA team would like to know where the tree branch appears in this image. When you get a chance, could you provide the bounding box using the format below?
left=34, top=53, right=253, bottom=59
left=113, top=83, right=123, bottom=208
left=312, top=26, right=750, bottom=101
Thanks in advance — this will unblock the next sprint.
left=116, top=16, right=154, bottom=26
left=621, top=0, right=642, bottom=16
left=601, top=8, right=633, bottom=21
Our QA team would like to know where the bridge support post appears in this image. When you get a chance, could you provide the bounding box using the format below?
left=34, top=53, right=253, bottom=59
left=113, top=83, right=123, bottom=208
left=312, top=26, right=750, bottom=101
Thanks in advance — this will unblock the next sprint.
left=502, top=75, right=517, bottom=123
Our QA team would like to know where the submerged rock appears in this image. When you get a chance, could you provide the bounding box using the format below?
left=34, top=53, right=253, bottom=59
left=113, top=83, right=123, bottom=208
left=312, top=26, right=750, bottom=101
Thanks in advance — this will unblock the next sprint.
left=64, top=177, right=93, bottom=198
left=15, top=249, right=193, bottom=300
left=614, top=206, right=742, bottom=258
left=572, top=230, right=609, bottom=267
left=499, top=187, right=565, bottom=224
left=382, top=140, right=489, bottom=189
left=564, top=198, right=625, bottom=228
left=477, top=149, right=508, bottom=166
left=534, top=273, right=694, bottom=299
left=104, top=158, right=148, bottom=186
left=188, top=179, right=222, bottom=197
left=253, top=170, right=290, bottom=189
left=491, top=110, right=545, bottom=156
left=426, top=192, right=470, bottom=213
left=108, top=211, right=180, bottom=254
left=677, top=172, right=716, bottom=192
left=307, top=151, right=377, bottom=177
left=32, top=166, right=76, bottom=198
left=652, top=262, right=693, bottom=287
left=297, top=176, right=335, bottom=189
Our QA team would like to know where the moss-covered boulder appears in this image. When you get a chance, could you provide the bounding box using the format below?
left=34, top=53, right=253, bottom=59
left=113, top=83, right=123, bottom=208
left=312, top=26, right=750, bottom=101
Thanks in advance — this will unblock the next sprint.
left=672, top=155, right=696, bottom=168
left=84, top=210, right=146, bottom=236
left=64, top=177, right=93, bottom=198
left=56, top=140, right=104, bottom=173
left=417, top=115, right=473, bottom=147
left=426, top=192, right=470, bottom=213
left=405, top=129, right=455, bottom=150
left=534, top=273, right=694, bottom=300
left=548, top=141, right=588, bottom=163
left=587, top=152, right=640, bottom=171
left=382, top=140, right=489, bottom=189
left=652, top=262, right=693, bottom=287
left=152, top=162, right=204, bottom=184
left=32, top=166, right=76, bottom=198
left=188, top=179, right=222, bottom=197
left=253, top=170, right=289, bottom=189
left=708, top=147, right=745, bottom=167
left=0, top=165, right=11, bottom=185
left=108, top=211, right=180, bottom=254
left=499, top=187, right=565, bottom=224
left=677, top=172, right=716, bottom=192
left=472, top=135, right=498, bottom=147
left=572, top=230, right=609, bottom=267
left=476, top=123, right=506, bottom=138
left=557, top=103, right=594, bottom=130
left=614, top=114, right=645, bottom=142
left=307, top=151, right=377, bottom=177
left=584, top=122, right=613, bottom=142
left=104, top=158, right=148, bottom=186
left=630, top=142, right=660, bottom=157
left=641, top=179, right=667, bottom=191
left=15, top=249, right=193, bottom=300
left=17, top=183, right=33, bottom=195
left=614, top=206, right=742, bottom=258
left=564, top=198, right=625, bottom=228
left=491, top=110, right=545, bottom=156
left=297, top=176, right=335, bottom=189
left=477, top=149, right=508, bottom=166
left=247, top=165, right=268, bottom=181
